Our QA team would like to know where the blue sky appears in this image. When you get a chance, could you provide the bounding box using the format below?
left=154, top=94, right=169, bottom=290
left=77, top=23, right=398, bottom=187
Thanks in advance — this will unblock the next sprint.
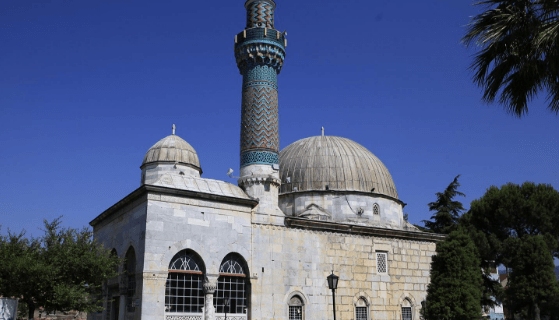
left=1, top=0, right=558, bottom=238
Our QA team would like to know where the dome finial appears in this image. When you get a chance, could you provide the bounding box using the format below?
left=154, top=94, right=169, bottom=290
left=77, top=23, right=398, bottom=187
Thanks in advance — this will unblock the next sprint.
left=321, top=127, right=324, bottom=137
left=172, top=124, right=176, bottom=135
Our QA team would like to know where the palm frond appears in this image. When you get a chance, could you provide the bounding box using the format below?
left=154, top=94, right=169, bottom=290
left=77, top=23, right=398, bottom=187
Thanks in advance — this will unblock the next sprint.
left=463, top=0, right=559, bottom=116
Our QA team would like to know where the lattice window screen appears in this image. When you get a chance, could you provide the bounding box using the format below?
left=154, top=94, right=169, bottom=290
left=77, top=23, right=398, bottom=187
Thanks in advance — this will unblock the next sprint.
left=376, top=252, right=387, bottom=274
left=169, top=253, right=202, bottom=271
left=402, top=306, right=412, bottom=320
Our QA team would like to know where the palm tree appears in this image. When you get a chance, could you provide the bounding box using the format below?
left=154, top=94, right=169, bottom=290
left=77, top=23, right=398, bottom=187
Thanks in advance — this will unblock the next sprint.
left=463, top=0, right=559, bottom=117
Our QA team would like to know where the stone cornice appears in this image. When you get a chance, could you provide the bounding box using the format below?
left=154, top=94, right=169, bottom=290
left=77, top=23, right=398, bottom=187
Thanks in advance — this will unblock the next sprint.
left=89, top=185, right=259, bottom=227
left=284, top=216, right=446, bottom=242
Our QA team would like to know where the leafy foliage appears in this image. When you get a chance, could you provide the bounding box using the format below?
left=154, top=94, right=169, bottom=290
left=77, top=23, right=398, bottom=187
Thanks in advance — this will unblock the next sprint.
left=422, top=175, right=466, bottom=234
left=0, top=230, right=44, bottom=319
left=0, top=218, right=120, bottom=319
left=463, top=182, right=559, bottom=318
left=465, top=182, right=559, bottom=264
left=463, top=0, right=559, bottom=117
left=424, top=228, right=483, bottom=320
left=503, top=235, right=559, bottom=320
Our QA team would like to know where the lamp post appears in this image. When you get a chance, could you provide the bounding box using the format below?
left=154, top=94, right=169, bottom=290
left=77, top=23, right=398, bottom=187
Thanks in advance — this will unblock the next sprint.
left=224, top=296, right=230, bottom=320
left=327, top=271, right=339, bottom=320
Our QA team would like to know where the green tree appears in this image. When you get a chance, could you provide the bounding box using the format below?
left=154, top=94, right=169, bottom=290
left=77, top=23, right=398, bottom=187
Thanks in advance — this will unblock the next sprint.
left=463, top=0, right=559, bottom=117
left=465, top=182, right=559, bottom=264
left=0, top=218, right=120, bottom=319
left=502, top=235, right=559, bottom=320
left=424, top=228, right=483, bottom=320
left=464, top=182, right=559, bottom=318
left=0, top=230, right=44, bottom=319
left=422, top=175, right=465, bottom=234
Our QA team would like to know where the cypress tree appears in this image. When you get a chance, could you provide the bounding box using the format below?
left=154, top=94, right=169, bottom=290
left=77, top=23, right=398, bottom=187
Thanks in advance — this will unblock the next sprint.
left=424, top=228, right=483, bottom=320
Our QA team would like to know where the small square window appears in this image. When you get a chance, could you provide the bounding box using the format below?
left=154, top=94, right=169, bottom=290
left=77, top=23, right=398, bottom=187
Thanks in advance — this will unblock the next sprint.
left=376, top=252, right=388, bottom=274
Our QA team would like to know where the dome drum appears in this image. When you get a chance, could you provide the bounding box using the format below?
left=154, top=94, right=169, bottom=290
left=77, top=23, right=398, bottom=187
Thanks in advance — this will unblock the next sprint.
left=279, top=191, right=405, bottom=229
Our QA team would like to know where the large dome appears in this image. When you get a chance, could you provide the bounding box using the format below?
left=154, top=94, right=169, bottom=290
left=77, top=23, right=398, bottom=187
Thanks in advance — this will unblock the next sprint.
left=141, top=134, right=201, bottom=173
left=279, top=136, right=398, bottom=199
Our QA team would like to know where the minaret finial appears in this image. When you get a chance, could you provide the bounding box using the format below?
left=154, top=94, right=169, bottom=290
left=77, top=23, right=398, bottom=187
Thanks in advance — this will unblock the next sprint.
left=172, top=124, right=176, bottom=135
left=321, top=127, right=324, bottom=137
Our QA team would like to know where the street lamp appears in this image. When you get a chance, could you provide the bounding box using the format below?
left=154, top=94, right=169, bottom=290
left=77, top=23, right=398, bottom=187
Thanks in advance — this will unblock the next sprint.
left=224, top=296, right=230, bottom=320
left=327, top=271, right=339, bottom=320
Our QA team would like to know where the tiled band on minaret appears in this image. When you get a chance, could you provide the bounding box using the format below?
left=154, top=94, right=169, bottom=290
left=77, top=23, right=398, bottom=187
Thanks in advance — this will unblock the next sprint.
left=235, top=0, right=286, bottom=167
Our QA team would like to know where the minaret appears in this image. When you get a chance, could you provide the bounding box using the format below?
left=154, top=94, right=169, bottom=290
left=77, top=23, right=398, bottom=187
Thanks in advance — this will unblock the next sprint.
left=235, top=0, right=286, bottom=222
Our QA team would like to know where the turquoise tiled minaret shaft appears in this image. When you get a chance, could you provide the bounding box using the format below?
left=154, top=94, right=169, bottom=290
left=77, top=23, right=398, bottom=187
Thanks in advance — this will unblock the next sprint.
left=235, top=0, right=286, bottom=167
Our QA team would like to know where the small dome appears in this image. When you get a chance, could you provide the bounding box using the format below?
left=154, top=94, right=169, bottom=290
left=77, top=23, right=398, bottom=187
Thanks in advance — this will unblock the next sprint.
left=142, top=134, right=201, bottom=173
left=279, top=136, right=398, bottom=199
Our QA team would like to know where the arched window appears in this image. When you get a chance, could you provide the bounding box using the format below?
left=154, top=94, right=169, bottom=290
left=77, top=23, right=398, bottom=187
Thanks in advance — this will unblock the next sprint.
left=402, top=298, right=413, bottom=320
left=165, top=250, right=205, bottom=314
left=288, top=295, right=304, bottom=320
left=373, top=203, right=380, bottom=215
left=214, top=254, right=249, bottom=316
left=124, top=247, right=136, bottom=313
left=355, top=297, right=369, bottom=320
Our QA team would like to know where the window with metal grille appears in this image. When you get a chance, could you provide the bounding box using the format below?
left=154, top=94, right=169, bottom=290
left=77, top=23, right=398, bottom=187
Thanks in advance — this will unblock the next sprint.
left=376, top=252, right=388, bottom=274
left=124, top=247, right=136, bottom=313
left=288, top=296, right=303, bottom=320
left=214, top=255, right=248, bottom=314
left=289, top=306, right=302, bottom=320
left=165, top=250, right=205, bottom=313
left=214, top=276, right=247, bottom=314
left=126, top=274, right=136, bottom=312
left=355, top=307, right=367, bottom=320
left=355, top=297, right=368, bottom=320
left=105, top=292, right=112, bottom=320
left=402, top=306, right=412, bottom=320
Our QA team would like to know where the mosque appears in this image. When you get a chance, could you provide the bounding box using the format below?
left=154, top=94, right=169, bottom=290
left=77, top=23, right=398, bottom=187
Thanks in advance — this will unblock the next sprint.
left=89, top=1, right=444, bottom=320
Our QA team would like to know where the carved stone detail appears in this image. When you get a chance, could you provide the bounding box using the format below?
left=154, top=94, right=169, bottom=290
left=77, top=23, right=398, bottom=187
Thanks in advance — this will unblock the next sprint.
left=202, top=276, right=217, bottom=294
left=238, top=175, right=281, bottom=188
left=235, top=43, right=285, bottom=74
left=202, top=276, right=218, bottom=320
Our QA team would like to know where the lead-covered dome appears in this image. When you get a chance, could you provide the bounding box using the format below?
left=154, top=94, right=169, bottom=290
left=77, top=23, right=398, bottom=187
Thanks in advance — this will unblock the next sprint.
left=141, top=134, right=201, bottom=173
left=279, top=136, right=398, bottom=199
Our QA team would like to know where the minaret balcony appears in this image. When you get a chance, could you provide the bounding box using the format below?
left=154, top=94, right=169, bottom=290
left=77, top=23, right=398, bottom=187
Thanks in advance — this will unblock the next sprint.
left=234, top=29, right=286, bottom=75
left=235, top=28, right=286, bottom=49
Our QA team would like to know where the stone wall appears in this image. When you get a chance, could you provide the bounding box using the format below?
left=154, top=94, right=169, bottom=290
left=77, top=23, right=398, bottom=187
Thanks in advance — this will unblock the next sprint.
left=91, top=185, right=437, bottom=320
left=250, top=224, right=435, bottom=320
left=91, top=195, right=148, bottom=320
left=135, top=190, right=435, bottom=320
left=141, top=191, right=254, bottom=320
